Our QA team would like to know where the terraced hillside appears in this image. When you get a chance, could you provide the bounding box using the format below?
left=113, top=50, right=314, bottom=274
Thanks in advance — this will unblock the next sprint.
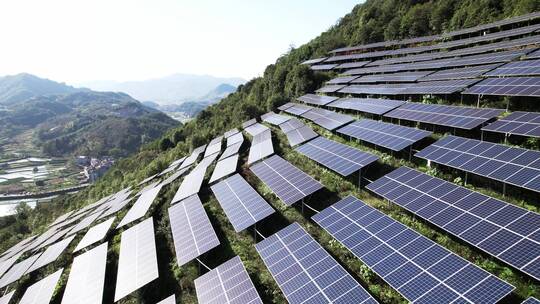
left=1, top=2, right=540, bottom=304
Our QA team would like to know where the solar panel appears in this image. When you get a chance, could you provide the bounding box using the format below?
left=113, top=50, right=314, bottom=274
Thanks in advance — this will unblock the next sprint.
left=255, top=222, right=377, bottom=304
left=172, top=153, right=219, bottom=203
left=25, top=226, right=63, bottom=251
left=0, top=253, right=23, bottom=279
left=159, top=157, right=186, bottom=176
left=418, top=63, right=503, bottom=82
left=34, top=226, right=73, bottom=251
left=224, top=128, right=240, bottom=138
left=464, top=77, right=540, bottom=97
left=352, top=71, right=434, bottom=83
left=117, top=184, right=162, bottom=228
left=327, top=97, right=405, bottom=115
left=277, top=102, right=295, bottom=111
left=325, top=53, right=374, bottom=63
left=0, top=291, right=14, bottom=304
left=527, top=49, right=540, bottom=59
left=242, top=119, right=257, bottom=129
left=482, top=111, right=540, bottom=138
left=282, top=103, right=313, bottom=116
left=312, top=195, right=515, bottom=303
left=195, top=256, right=262, bottom=304
left=49, top=210, right=75, bottom=227
left=244, top=123, right=269, bottom=136
left=485, top=59, right=540, bottom=76
left=523, top=297, right=540, bottom=304
left=205, top=138, right=223, bottom=158
left=159, top=167, right=190, bottom=187
left=19, top=269, right=63, bottom=304
left=156, top=295, right=175, bottom=304
left=226, top=132, right=244, bottom=147
left=261, top=112, right=290, bottom=125
left=367, top=166, right=540, bottom=281
left=296, top=136, right=379, bottom=176
left=220, top=142, right=243, bottom=161
left=402, top=79, right=481, bottom=95
left=74, top=217, right=115, bottom=252
left=384, top=103, right=503, bottom=130
left=296, top=94, right=338, bottom=106
left=98, top=198, right=132, bottom=220
left=367, top=52, right=441, bottom=67
left=310, top=63, right=338, bottom=70
left=335, top=61, right=371, bottom=70
left=209, top=154, right=239, bottom=183
left=339, top=84, right=409, bottom=95
left=26, top=235, right=75, bottom=274
left=415, top=135, right=540, bottom=193
left=284, top=125, right=318, bottom=146
left=337, top=119, right=432, bottom=151
left=327, top=75, right=360, bottom=84
left=247, top=130, right=274, bottom=165
left=211, top=174, right=275, bottom=232
left=0, top=253, right=41, bottom=288
left=279, top=118, right=305, bottom=133
left=250, top=155, right=322, bottom=206
left=62, top=242, right=108, bottom=304
left=301, top=57, right=327, bottom=65
left=139, top=173, right=158, bottom=185
left=114, top=217, right=159, bottom=302
left=67, top=209, right=105, bottom=236
left=168, top=194, right=220, bottom=266
left=301, top=107, right=354, bottom=130
left=315, top=84, right=346, bottom=93
left=179, top=149, right=202, bottom=170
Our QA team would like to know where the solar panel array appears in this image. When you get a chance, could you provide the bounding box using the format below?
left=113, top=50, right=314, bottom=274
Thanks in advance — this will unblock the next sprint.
left=482, top=111, right=540, bottom=137
left=301, top=57, right=327, bottom=65
left=0, top=291, right=14, bottom=304
left=416, top=135, right=540, bottom=193
left=250, top=155, right=322, bottom=206
left=485, top=59, right=540, bottom=76
left=313, top=196, right=515, bottom=303
left=169, top=194, right=220, bottom=266
left=247, top=130, right=274, bottom=165
left=261, top=112, right=290, bottom=125
left=0, top=253, right=41, bottom=288
left=310, top=63, right=338, bottom=70
left=211, top=174, right=275, bottom=232
left=464, top=77, right=540, bottom=97
left=327, top=75, right=359, bottom=84
left=157, top=295, right=176, bottom=304
left=74, top=217, right=115, bottom=252
left=194, top=256, right=262, bottom=304
left=227, top=132, right=244, bottom=148
left=327, top=97, right=405, bottom=115
left=224, top=128, right=240, bottom=138
left=297, top=94, right=338, bottom=106
left=205, top=136, right=223, bottom=158
left=418, top=63, right=503, bottom=82
left=67, top=209, right=105, bottom=236
left=115, top=217, right=159, bottom=301
left=315, top=84, right=346, bottom=93
left=244, top=123, right=269, bottom=136
left=527, top=49, right=540, bottom=59
left=26, top=235, right=75, bottom=274
left=337, top=119, right=432, bottom=151
left=367, top=166, right=540, bottom=281
left=159, top=167, right=190, bottom=187
left=353, top=71, right=433, bottom=83
left=278, top=118, right=304, bottom=133
left=210, top=154, right=239, bottom=183
left=384, top=103, right=503, bottom=130
left=301, top=107, right=354, bottom=130
left=220, top=142, right=243, bottom=161
left=61, top=243, right=108, bottom=304
left=296, top=136, right=379, bottom=176
left=242, top=118, right=257, bottom=129
left=118, top=184, right=163, bottom=228
left=255, top=222, right=378, bottom=304
left=172, top=153, right=218, bottom=203
left=282, top=103, right=313, bottom=116
left=283, top=125, right=318, bottom=147
left=523, top=298, right=540, bottom=304
left=340, top=79, right=479, bottom=95
left=19, top=269, right=63, bottom=304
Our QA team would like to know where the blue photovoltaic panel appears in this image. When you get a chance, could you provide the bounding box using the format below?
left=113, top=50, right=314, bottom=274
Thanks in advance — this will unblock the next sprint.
left=242, top=119, right=257, bottom=129
left=279, top=118, right=304, bottom=133
left=522, top=297, right=540, bottom=304
left=418, top=63, right=503, bottom=82
left=296, top=136, right=379, bottom=176
left=226, top=132, right=244, bottom=147
left=195, top=256, right=263, bottom=304
left=352, top=71, right=434, bottom=83
left=384, top=103, right=503, bottom=130
left=337, top=119, right=432, bottom=151
left=310, top=63, right=338, bottom=71
left=297, top=94, right=338, bottom=106
left=169, top=194, right=220, bottom=266
left=301, top=107, right=354, bottom=130
left=245, top=123, right=269, bottom=137
left=367, top=166, right=540, bottom=281
left=327, top=98, right=405, bottom=115
left=527, top=49, right=540, bottom=59
left=482, top=111, right=540, bottom=138
left=284, top=125, right=318, bottom=147
left=313, top=196, right=515, bottom=304
left=250, top=155, right=322, bottom=206
left=220, top=142, right=243, bottom=161
left=248, top=130, right=274, bottom=165
left=209, top=154, right=239, bottom=183
left=261, top=112, right=290, bottom=125
left=415, top=135, right=540, bottom=193
left=277, top=103, right=295, bottom=112
left=255, top=222, right=378, bottom=304
left=211, top=174, right=275, bottom=232
left=327, top=75, right=360, bottom=84
left=485, top=59, right=540, bottom=76
left=302, top=57, right=327, bottom=65
left=464, top=77, right=540, bottom=97
left=316, top=85, right=346, bottom=93
left=224, top=128, right=240, bottom=138
left=283, top=103, right=314, bottom=116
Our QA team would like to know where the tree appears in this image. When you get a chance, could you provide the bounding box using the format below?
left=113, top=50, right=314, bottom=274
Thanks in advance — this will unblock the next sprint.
left=159, top=137, right=174, bottom=151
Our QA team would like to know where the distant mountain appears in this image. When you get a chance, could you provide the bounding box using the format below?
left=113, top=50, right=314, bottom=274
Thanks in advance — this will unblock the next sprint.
left=199, top=83, right=237, bottom=103
left=0, top=73, right=82, bottom=105
left=79, top=74, right=245, bottom=104
left=0, top=74, right=179, bottom=157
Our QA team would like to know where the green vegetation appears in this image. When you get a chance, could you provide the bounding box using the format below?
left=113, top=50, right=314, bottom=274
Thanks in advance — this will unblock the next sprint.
left=2, top=0, right=540, bottom=303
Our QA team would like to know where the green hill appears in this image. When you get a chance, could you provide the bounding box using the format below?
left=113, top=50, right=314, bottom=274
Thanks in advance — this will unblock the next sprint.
left=1, top=1, right=540, bottom=303
left=0, top=73, right=81, bottom=106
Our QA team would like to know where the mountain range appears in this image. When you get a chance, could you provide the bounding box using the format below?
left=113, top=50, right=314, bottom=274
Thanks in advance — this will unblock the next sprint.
left=79, top=73, right=245, bottom=104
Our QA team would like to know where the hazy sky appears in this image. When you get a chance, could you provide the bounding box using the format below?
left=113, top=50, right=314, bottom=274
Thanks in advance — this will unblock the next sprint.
left=0, top=0, right=360, bottom=84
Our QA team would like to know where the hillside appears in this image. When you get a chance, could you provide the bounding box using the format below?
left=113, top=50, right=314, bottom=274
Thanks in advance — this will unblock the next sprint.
left=1, top=1, right=540, bottom=304
left=0, top=73, right=81, bottom=106
left=80, top=74, right=245, bottom=104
